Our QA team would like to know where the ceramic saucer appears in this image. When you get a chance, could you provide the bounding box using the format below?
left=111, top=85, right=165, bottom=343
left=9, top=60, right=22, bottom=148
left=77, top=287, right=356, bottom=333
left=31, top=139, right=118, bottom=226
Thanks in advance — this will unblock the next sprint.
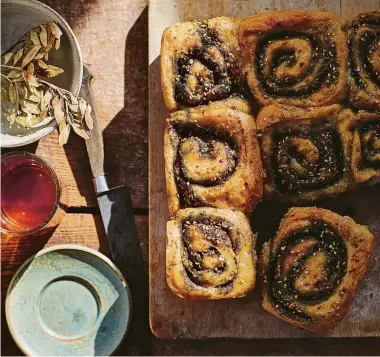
left=6, top=245, right=132, bottom=356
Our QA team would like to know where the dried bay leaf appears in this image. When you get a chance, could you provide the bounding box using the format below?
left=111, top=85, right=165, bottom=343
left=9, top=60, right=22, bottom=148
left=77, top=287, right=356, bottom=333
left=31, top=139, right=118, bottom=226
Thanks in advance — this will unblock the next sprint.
left=58, top=120, right=70, bottom=145
left=66, top=111, right=74, bottom=125
left=39, top=25, right=48, bottom=47
left=37, top=88, right=44, bottom=101
left=1, top=87, right=10, bottom=101
left=68, top=103, right=79, bottom=113
left=34, top=51, right=45, bottom=60
left=28, top=84, right=38, bottom=95
left=45, top=65, right=64, bottom=78
left=27, top=62, right=34, bottom=76
left=28, top=115, right=42, bottom=126
left=30, top=30, right=41, bottom=46
left=16, top=115, right=29, bottom=128
left=12, top=76, right=25, bottom=83
left=21, top=45, right=41, bottom=68
left=9, top=82, right=17, bottom=104
left=49, top=22, right=63, bottom=39
left=7, top=69, right=22, bottom=79
left=78, top=98, right=87, bottom=116
left=13, top=48, right=24, bottom=65
left=72, top=122, right=90, bottom=140
left=2, top=51, right=13, bottom=65
left=20, top=99, right=40, bottom=114
left=25, top=87, right=40, bottom=103
left=17, top=83, right=27, bottom=98
left=70, top=112, right=82, bottom=124
left=23, top=39, right=33, bottom=48
left=45, top=35, right=55, bottom=53
left=54, top=38, right=61, bottom=50
left=85, top=105, right=94, bottom=131
left=37, top=59, right=48, bottom=69
left=7, top=112, right=16, bottom=125
left=46, top=24, right=52, bottom=39
left=22, top=70, right=40, bottom=87
left=26, top=93, right=39, bottom=103
left=40, top=90, right=52, bottom=111
left=52, top=96, right=65, bottom=124
left=69, top=93, right=78, bottom=105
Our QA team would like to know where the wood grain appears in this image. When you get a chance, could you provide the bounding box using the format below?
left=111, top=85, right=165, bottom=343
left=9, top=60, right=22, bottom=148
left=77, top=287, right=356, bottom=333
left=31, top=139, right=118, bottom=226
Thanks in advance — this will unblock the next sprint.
left=341, top=0, right=380, bottom=18
left=149, top=0, right=380, bottom=339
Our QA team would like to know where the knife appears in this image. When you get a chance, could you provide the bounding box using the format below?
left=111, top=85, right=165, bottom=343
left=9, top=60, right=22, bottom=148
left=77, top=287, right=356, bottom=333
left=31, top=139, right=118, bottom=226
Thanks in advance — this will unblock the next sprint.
left=79, top=64, right=151, bottom=355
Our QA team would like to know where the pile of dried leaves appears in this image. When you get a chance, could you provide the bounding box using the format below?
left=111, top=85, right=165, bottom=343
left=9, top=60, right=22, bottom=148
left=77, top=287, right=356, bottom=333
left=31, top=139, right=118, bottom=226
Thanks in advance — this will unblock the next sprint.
left=1, top=22, right=93, bottom=145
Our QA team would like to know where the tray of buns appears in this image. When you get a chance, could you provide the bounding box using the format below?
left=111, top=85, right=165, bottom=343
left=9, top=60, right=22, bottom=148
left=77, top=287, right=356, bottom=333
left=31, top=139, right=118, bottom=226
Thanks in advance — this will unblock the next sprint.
left=149, top=0, right=380, bottom=339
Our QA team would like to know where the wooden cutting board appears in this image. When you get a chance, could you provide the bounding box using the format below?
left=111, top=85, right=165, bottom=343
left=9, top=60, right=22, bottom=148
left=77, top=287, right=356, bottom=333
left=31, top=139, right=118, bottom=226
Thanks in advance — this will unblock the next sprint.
left=149, top=0, right=380, bottom=339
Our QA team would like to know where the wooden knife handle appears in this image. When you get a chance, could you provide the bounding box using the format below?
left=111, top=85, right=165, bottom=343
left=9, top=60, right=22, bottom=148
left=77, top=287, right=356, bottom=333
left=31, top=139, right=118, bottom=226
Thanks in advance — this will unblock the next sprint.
left=80, top=65, right=105, bottom=178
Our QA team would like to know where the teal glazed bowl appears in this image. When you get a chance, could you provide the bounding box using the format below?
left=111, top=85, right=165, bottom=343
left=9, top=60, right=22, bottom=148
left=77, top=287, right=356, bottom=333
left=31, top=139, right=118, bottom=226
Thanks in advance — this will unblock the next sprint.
left=6, top=245, right=132, bottom=356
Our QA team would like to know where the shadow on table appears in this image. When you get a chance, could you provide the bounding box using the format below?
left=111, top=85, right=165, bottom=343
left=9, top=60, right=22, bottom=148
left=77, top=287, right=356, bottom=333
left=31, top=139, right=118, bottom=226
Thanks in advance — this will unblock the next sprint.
left=93, top=186, right=150, bottom=356
left=42, top=0, right=99, bottom=28
left=63, top=134, right=97, bottom=208
left=61, top=6, right=148, bottom=210
left=102, top=7, right=148, bottom=209
left=92, top=7, right=150, bottom=355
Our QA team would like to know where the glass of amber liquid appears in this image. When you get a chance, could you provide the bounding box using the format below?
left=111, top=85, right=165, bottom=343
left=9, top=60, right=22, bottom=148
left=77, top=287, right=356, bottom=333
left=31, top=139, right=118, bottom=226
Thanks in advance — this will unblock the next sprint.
left=1, top=152, right=65, bottom=236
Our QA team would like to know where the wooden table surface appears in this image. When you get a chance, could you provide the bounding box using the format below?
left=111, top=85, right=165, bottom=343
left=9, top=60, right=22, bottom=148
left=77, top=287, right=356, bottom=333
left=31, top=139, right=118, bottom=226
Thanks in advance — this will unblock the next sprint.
left=1, top=0, right=379, bottom=355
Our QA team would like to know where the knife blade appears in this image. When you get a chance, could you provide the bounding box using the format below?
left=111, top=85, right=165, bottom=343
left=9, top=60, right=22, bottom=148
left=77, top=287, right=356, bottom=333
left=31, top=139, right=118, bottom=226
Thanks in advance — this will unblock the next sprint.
left=79, top=64, right=151, bottom=354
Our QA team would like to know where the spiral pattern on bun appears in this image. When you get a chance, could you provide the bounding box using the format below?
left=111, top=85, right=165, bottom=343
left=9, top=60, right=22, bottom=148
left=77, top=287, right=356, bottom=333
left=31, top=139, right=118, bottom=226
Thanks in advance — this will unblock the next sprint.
left=261, top=207, right=374, bottom=333
left=348, top=11, right=380, bottom=111
left=173, top=28, right=233, bottom=106
left=239, top=11, right=347, bottom=107
left=164, top=99, right=263, bottom=215
left=257, top=105, right=353, bottom=202
left=351, top=111, right=380, bottom=185
left=167, top=207, right=256, bottom=299
left=161, top=17, right=246, bottom=110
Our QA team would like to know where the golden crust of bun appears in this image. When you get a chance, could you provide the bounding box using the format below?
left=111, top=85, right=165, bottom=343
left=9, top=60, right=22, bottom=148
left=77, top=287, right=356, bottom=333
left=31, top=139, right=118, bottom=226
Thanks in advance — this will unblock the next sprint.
left=347, top=11, right=380, bottom=111
left=167, top=207, right=256, bottom=300
left=238, top=10, right=348, bottom=107
left=165, top=99, right=263, bottom=215
left=261, top=206, right=374, bottom=333
left=351, top=111, right=380, bottom=185
left=161, top=17, right=244, bottom=110
left=257, top=104, right=354, bottom=202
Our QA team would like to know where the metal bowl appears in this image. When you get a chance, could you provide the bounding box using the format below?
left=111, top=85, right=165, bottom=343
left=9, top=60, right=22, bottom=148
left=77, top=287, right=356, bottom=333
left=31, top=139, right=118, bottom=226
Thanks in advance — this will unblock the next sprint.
left=1, top=0, right=83, bottom=148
